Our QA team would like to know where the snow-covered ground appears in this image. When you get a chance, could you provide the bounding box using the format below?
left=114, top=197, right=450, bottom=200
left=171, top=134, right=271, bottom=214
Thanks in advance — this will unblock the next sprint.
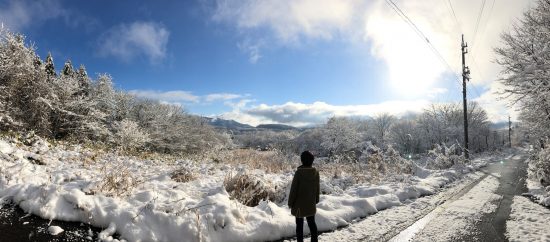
left=0, top=136, right=494, bottom=242
left=506, top=196, right=550, bottom=242
left=526, top=179, right=550, bottom=206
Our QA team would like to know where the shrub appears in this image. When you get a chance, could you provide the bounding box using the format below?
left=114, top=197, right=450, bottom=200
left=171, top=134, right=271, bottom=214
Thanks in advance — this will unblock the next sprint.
left=529, top=147, right=550, bottom=186
left=427, top=143, right=464, bottom=169
left=97, top=162, right=141, bottom=197
left=223, top=172, right=285, bottom=207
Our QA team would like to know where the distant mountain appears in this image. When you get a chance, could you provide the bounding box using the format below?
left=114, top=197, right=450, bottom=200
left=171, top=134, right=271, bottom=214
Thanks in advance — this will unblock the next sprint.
left=256, top=124, right=297, bottom=131
left=490, top=121, right=509, bottom=130
left=203, top=117, right=301, bottom=133
left=203, top=117, right=255, bottom=131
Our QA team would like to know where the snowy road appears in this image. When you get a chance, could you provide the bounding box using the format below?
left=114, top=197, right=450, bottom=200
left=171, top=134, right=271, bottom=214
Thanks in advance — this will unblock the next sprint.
left=407, top=153, right=528, bottom=241
left=318, top=152, right=541, bottom=242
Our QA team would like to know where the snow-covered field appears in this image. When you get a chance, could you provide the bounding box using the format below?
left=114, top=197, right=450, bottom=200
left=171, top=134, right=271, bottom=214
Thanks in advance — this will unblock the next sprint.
left=0, top=136, right=492, bottom=242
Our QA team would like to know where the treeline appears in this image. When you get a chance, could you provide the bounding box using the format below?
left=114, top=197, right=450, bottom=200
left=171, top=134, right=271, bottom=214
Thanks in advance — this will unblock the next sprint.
left=0, top=29, right=229, bottom=154
left=495, top=0, right=550, bottom=184
left=233, top=101, right=503, bottom=163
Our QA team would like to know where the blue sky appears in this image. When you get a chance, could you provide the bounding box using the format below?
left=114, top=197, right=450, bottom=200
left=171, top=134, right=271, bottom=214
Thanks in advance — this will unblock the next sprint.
left=0, top=0, right=533, bottom=126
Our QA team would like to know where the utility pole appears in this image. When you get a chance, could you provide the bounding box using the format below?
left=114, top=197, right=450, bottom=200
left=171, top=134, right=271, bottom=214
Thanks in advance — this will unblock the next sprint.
left=508, top=116, right=512, bottom=148
left=461, top=34, right=470, bottom=160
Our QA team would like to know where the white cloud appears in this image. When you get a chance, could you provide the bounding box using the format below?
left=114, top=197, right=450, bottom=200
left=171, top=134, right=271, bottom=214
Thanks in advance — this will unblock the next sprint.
left=98, top=22, right=170, bottom=63
left=212, top=0, right=364, bottom=63
left=128, top=90, right=247, bottom=106
left=129, top=90, right=200, bottom=103
left=237, top=39, right=263, bottom=63
left=0, top=0, right=98, bottom=33
left=205, top=93, right=242, bottom=102
left=212, top=0, right=361, bottom=43
left=474, top=81, right=519, bottom=123
left=211, top=0, right=531, bottom=84
left=220, top=100, right=430, bottom=127
left=0, top=0, right=64, bottom=31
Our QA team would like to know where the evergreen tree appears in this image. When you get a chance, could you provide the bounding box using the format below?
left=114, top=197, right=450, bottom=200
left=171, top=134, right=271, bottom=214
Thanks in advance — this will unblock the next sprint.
left=33, top=54, right=42, bottom=70
left=45, top=52, right=56, bottom=77
left=61, top=59, right=74, bottom=77
left=77, top=64, right=91, bottom=96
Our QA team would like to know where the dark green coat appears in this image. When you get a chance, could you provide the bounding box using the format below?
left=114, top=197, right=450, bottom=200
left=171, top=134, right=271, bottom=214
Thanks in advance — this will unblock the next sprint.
left=288, top=166, right=320, bottom=218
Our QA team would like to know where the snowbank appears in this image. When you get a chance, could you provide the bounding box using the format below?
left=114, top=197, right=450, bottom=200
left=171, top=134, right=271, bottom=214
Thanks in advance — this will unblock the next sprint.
left=506, top=196, right=550, bottom=241
left=525, top=147, right=550, bottom=207
left=0, top=137, right=490, bottom=242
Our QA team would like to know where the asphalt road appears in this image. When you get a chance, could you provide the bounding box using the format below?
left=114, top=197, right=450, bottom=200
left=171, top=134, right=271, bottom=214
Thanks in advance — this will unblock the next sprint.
left=465, top=154, right=528, bottom=242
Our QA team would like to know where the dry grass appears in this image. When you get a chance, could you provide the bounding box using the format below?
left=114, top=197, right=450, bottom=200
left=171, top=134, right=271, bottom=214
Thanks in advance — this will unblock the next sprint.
left=96, top=162, right=143, bottom=197
left=214, top=149, right=297, bottom=174
left=223, top=171, right=285, bottom=207
left=171, top=167, right=196, bottom=183
left=317, top=153, right=414, bottom=186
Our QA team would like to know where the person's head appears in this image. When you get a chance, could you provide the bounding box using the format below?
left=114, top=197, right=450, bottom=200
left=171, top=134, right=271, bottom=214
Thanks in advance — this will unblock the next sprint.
left=300, top=151, right=314, bottom=166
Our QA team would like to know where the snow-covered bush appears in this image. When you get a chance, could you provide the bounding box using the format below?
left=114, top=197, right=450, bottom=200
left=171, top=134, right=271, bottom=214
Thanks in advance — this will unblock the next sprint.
left=528, top=147, right=550, bottom=187
left=113, top=119, right=150, bottom=151
left=223, top=172, right=285, bottom=206
left=427, top=143, right=464, bottom=169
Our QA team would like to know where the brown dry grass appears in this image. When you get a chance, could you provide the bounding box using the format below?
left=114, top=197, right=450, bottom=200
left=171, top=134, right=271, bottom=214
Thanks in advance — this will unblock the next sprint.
left=96, top=162, right=143, bottom=197
left=223, top=171, right=285, bottom=207
left=171, top=167, right=196, bottom=183
left=214, top=149, right=297, bottom=174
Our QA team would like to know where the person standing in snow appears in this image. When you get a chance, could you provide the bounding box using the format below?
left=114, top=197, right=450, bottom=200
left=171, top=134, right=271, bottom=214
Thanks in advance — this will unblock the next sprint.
left=288, top=150, right=320, bottom=242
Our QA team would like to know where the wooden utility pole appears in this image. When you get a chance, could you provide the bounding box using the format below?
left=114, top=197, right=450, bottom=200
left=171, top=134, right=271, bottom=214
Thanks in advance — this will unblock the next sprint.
left=462, top=34, right=470, bottom=159
left=508, top=116, right=512, bottom=148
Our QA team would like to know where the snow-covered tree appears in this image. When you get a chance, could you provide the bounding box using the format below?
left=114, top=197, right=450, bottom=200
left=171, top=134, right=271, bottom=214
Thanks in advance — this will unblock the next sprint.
left=321, top=117, right=360, bottom=157
left=371, top=113, right=395, bottom=143
left=496, top=0, right=550, bottom=183
left=113, top=119, right=150, bottom=151
left=44, top=52, right=56, bottom=77
left=496, top=0, right=550, bottom=146
left=61, top=59, right=75, bottom=77
left=76, top=64, right=91, bottom=96
left=0, top=29, right=53, bottom=134
left=389, top=118, right=424, bottom=155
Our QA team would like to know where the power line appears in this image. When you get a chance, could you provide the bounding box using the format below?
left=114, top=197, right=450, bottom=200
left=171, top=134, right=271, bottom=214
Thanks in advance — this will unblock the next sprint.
left=445, top=0, right=494, bottom=98
left=480, top=0, right=496, bottom=44
left=468, top=0, right=496, bottom=99
left=472, top=0, right=487, bottom=48
left=384, top=0, right=463, bottom=90
left=446, top=0, right=462, bottom=33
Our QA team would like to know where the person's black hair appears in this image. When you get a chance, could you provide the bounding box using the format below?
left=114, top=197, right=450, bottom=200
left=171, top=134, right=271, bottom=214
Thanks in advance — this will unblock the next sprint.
left=300, top=151, right=314, bottom=166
